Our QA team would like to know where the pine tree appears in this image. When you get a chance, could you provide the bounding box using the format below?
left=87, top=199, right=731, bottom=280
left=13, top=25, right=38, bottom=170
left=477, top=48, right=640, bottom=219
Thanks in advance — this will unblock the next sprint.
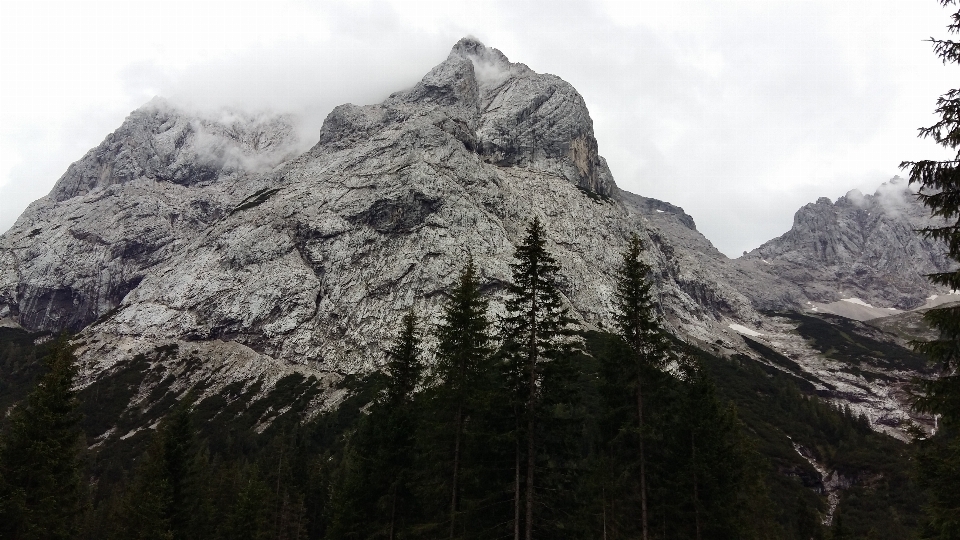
left=384, top=311, right=423, bottom=408
left=328, top=311, right=425, bottom=540
left=0, top=335, right=85, bottom=540
left=433, top=259, right=494, bottom=537
left=382, top=311, right=424, bottom=540
left=116, top=398, right=204, bottom=540
left=677, top=357, right=750, bottom=539
left=501, top=217, right=576, bottom=540
left=901, top=2, right=960, bottom=536
left=612, top=233, right=672, bottom=540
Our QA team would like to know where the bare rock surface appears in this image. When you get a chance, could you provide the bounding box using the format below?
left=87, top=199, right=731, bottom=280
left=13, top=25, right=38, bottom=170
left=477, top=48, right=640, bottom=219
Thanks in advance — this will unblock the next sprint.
left=744, top=177, right=952, bottom=310
left=0, top=38, right=944, bottom=437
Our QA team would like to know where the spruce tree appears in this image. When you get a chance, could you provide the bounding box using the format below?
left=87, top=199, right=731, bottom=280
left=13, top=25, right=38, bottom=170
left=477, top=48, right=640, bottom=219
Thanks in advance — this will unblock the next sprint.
left=901, top=2, right=960, bottom=536
left=0, top=335, right=84, bottom=540
left=433, top=259, right=494, bottom=537
left=383, top=310, right=424, bottom=540
left=117, top=398, right=205, bottom=540
left=501, top=217, right=576, bottom=540
left=329, top=311, right=425, bottom=540
left=612, top=233, right=672, bottom=540
left=384, top=311, right=423, bottom=407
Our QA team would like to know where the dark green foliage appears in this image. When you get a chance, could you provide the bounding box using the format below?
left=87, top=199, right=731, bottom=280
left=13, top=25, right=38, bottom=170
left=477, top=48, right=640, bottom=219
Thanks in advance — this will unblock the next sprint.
left=111, top=398, right=206, bottom=539
left=0, top=328, right=52, bottom=419
left=900, top=3, right=960, bottom=536
left=430, top=260, right=496, bottom=537
left=328, top=312, right=425, bottom=539
left=501, top=217, right=578, bottom=539
left=587, top=331, right=773, bottom=540
left=914, top=425, right=960, bottom=539
left=0, top=225, right=940, bottom=539
left=0, top=335, right=84, bottom=540
left=783, top=312, right=930, bottom=373
left=609, top=233, right=673, bottom=540
left=0, top=326, right=923, bottom=539
left=613, top=234, right=670, bottom=368
left=700, top=346, right=925, bottom=539
left=384, top=311, right=423, bottom=407
left=77, top=353, right=152, bottom=438
left=576, top=185, right=611, bottom=203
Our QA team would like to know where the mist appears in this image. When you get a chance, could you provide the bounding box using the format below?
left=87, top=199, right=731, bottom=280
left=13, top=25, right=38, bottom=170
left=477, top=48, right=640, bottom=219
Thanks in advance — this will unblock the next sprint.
left=1, top=0, right=957, bottom=256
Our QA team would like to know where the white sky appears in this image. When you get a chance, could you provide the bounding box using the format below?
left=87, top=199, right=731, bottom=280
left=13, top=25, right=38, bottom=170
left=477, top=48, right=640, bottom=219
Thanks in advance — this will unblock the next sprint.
left=0, top=0, right=956, bottom=256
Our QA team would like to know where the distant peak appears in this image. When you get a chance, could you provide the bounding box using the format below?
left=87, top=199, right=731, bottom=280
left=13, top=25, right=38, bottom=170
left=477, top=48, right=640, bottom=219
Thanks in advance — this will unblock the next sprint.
left=451, top=36, right=486, bottom=56
left=449, top=36, right=511, bottom=66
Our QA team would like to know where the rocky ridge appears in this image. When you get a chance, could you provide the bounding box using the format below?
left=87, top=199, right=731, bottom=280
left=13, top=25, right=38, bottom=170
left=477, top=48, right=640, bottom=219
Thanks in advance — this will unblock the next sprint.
left=744, top=177, right=951, bottom=310
left=0, top=38, right=945, bottom=438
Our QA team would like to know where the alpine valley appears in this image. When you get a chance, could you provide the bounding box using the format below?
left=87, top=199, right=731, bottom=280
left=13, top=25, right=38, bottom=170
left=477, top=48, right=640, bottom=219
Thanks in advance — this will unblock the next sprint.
left=0, top=38, right=951, bottom=537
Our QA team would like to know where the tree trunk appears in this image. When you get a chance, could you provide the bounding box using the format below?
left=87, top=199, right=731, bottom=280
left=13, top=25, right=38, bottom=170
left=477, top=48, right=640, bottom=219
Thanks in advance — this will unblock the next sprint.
left=450, top=403, right=463, bottom=539
left=389, top=482, right=398, bottom=540
left=525, top=398, right=535, bottom=540
left=637, top=375, right=648, bottom=540
left=525, top=291, right=539, bottom=540
left=602, top=485, right=608, bottom=540
left=515, top=410, right=522, bottom=540
left=692, top=432, right=701, bottom=540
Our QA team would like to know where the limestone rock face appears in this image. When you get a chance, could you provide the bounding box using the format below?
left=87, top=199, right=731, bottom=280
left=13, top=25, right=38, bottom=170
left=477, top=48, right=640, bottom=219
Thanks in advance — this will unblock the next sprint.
left=0, top=101, right=299, bottom=332
left=0, top=39, right=941, bottom=438
left=744, top=178, right=952, bottom=309
left=51, top=99, right=300, bottom=202
left=0, top=39, right=780, bottom=370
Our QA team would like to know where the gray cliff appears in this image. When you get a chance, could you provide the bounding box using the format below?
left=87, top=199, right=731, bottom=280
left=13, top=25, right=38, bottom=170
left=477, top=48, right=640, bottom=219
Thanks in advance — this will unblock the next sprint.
left=744, top=177, right=952, bottom=310
left=0, top=39, right=940, bottom=437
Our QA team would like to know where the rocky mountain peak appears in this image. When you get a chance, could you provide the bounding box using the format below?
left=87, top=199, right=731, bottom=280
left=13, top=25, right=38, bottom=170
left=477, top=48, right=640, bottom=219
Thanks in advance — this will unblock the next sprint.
left=50, top=99, right=300, bottom=203
left=745, top=176, right=949, bottom=309
left=315, top=37, right=614, bottom=197
left=0, top=38, right=941, bottom=439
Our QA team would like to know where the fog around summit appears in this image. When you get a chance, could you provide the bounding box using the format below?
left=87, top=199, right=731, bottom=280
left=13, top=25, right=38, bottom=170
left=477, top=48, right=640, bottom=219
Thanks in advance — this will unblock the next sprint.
left=1, top=0, right=955, bottom=256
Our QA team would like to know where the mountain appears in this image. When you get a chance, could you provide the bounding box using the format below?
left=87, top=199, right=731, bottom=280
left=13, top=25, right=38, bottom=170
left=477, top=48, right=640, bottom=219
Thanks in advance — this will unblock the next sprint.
left=0, top=38, right=947, bottom=441
left=744, top=177, right=951, bottom=310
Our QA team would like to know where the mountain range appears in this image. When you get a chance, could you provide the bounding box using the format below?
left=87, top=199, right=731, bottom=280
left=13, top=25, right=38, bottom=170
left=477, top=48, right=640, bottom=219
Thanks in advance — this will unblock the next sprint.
left=0, top=38, right=949, bottom=441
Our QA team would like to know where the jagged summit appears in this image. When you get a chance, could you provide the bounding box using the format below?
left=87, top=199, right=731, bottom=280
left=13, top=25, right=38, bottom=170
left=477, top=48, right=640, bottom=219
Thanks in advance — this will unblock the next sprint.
left=744, top=176, right=949, bottom=309
left=50, top=99, right=300, bottom=204
left=0, top=39, right=943, bottom=436
left=316, top=37, right=615, bottom=197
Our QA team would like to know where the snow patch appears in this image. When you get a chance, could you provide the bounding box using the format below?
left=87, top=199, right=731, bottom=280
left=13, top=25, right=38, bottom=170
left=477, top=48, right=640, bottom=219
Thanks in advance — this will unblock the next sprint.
left=729, top=323, right=763, bottom=337
left=655, top=209, right=664, bottom=213
left=841, top=298, right=873, bottom=308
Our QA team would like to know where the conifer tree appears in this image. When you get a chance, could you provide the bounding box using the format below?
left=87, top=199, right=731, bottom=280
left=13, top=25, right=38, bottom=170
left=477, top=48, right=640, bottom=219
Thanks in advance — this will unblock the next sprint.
left=384, top=311, right=423, bottom=407
left=901, top=2, right=960, bottom=536
left=612, top=233, right=671, bottom=540
left=330, top=310, right=424, bottom=540
left=501, top=217, right=576, bottom=540
left=380, top=310, right=424, bottom=539
left=117, top=397, right=205, bottom=540
left=434, top=259, right=494, bottom=537
left=0, top=335, right=84, bottom=540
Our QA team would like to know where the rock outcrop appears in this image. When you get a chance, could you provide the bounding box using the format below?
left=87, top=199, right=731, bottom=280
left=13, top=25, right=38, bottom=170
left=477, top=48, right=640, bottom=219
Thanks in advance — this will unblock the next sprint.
left=0, top=38, right=944, bottom=438
left=1, top=39, right=782, bottom=369
left=744, top=177, right=952, bottom=309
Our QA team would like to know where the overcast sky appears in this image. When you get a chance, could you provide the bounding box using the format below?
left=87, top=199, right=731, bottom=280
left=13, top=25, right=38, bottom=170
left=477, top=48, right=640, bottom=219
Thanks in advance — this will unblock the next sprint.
left=1, top=0, right=956, bottom=256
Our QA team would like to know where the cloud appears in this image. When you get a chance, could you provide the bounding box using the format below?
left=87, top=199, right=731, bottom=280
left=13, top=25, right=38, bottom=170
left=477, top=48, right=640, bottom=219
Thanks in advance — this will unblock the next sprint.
left=1, top=0, right=957, bottom=257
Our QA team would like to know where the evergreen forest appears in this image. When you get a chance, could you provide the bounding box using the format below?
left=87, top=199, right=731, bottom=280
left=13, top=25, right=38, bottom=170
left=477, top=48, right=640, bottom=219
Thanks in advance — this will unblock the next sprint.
left=6, top=1, right=960, bottom=535
left=0, top=219, right=939, bottom=539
